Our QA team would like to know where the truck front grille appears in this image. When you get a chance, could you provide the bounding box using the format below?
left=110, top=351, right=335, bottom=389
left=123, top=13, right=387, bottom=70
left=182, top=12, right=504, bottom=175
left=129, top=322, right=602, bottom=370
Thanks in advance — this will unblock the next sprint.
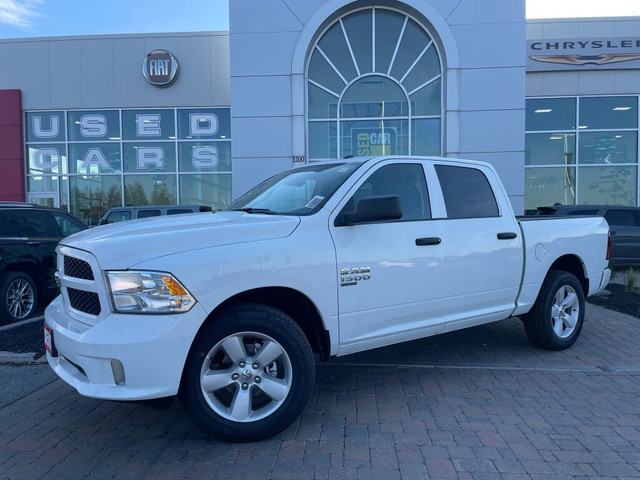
left=68, top=288, right=101, bottom=316
left=64, top=256, right=94, bottom=280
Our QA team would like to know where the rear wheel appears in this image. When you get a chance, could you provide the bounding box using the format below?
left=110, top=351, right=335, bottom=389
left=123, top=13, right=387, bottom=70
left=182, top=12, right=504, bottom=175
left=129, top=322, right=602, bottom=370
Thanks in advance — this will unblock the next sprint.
left=179, top=304, right=314, bottom=442
left=0, top=272, right=38, bottom=323
left=523, top=271, right=585, bottom=350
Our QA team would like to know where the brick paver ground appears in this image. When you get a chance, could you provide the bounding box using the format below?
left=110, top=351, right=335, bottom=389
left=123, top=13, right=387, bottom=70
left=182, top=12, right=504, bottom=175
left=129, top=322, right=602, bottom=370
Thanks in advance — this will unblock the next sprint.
left=0, top=304, right=639, bottom=479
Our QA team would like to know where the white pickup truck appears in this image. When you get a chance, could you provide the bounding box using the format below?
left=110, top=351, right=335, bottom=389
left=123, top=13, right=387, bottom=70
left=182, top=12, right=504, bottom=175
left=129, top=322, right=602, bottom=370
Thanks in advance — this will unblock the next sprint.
left=45, top=156, right=611, bottom=442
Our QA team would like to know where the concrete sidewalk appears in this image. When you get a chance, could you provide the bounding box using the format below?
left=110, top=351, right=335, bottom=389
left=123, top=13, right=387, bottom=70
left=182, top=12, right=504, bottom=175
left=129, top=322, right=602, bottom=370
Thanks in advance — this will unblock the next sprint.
left=0, top=304, right=639, bottom=479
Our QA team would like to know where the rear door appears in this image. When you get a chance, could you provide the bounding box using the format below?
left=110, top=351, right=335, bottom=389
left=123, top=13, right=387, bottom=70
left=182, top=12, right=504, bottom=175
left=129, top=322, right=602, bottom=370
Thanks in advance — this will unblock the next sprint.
left=432, top=163, right=523, bottom=331
left=604, top=208, right=640, bottom=265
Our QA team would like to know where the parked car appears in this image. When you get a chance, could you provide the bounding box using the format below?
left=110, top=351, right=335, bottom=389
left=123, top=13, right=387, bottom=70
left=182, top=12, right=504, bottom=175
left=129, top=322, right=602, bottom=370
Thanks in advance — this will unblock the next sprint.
left=529, top=204, right=640, bottom=267
left=0, top=202, right=87, bottom=323
left=99, top=205, right=212, bottom=225
left=45, top=156, right=610, bottom=442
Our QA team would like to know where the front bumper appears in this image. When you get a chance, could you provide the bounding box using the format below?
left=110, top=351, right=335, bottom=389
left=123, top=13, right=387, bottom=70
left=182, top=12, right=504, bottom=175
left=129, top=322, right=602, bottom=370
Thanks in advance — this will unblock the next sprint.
left=45, top=295, right=208, bottom=401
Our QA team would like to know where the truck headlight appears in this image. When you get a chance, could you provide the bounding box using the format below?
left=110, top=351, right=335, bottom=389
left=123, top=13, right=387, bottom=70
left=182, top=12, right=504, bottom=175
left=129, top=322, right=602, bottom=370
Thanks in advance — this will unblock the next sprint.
left=106, top=271, right=196, bottom=314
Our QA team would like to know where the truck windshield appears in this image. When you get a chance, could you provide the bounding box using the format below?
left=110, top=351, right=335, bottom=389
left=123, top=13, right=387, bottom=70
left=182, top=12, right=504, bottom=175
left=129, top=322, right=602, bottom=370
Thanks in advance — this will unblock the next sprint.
left=227, top=162, right=363, bottom=216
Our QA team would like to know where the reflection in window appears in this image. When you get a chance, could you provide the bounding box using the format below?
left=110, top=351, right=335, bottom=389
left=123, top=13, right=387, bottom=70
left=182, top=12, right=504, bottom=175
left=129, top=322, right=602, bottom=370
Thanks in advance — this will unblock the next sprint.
left=180, top=174, right=232, bottom=210
left=525, top=133, right=575, bottom=166
left=578, top=166, right=637, bottom=206
left=70, top=176, right=122, bottom=226
left=307, top=7, right=442, bottom=159
left=525, top=167, right=576, bottom=210
left=124, top=175, right=177, bottom=206
left=525, top=96, right=639, bottom=210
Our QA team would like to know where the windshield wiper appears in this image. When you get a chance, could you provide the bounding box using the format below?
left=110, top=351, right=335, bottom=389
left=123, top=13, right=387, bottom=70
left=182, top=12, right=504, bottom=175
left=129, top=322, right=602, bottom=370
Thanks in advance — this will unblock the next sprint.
left=231, top=207, right=277, bottom=215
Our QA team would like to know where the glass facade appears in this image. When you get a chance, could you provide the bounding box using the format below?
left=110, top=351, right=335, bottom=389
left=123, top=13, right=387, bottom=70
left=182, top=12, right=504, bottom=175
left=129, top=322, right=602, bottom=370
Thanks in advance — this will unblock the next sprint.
left=307, top=7, right=442, bottom=160
left=525, top=96, right=639, bottom=212
left=24, top=108, right=232, bottom=225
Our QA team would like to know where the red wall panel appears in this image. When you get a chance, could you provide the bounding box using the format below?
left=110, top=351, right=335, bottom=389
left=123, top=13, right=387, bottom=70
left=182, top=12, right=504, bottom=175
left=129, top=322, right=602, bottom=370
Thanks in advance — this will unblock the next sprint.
left=0, top=89, right=24, bottom=202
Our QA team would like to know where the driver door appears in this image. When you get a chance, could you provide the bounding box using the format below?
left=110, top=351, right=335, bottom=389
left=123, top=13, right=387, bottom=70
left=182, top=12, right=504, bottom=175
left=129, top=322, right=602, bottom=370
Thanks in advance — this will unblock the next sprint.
left=329, top=160, right=448, bottom=354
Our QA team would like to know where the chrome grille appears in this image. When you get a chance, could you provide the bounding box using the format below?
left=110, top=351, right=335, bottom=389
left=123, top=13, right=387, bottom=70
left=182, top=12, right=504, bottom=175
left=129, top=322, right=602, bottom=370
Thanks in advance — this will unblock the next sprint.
left=68, top=288, right=101, bottom=316
left=64, top=256, right=94, bottom=280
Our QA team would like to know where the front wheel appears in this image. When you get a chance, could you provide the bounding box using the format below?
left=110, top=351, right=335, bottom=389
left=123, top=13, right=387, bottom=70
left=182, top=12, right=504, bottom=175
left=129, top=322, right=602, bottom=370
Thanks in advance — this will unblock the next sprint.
left=523, top=271, right=585, bottom=350
left=0, top=272, right=38, bottom=323
left=179, top=304, right=315, bottom=442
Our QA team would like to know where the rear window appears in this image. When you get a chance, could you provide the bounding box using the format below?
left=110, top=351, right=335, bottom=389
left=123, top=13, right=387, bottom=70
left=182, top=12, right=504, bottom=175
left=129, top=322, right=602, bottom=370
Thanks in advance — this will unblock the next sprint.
left=0, top=210, right=26, bottom=237
left=435, top=165, right=499, bottom=219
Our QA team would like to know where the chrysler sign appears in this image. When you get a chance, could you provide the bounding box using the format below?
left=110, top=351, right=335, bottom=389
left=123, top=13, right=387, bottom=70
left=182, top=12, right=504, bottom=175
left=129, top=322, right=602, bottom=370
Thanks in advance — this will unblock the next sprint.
left=142, top=50, right=179, bottom=87
left=527, top=37, right=640, bottom=71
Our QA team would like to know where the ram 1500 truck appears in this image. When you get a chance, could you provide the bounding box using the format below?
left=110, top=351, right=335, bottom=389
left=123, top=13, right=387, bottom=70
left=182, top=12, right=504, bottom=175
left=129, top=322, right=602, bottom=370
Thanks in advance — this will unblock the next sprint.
left=45, top=156, right=611, bottom=442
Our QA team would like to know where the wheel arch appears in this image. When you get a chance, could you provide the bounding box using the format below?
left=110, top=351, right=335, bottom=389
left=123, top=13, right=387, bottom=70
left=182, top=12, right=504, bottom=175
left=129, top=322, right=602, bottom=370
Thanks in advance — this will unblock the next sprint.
left=548, top=254, right=588, bottom=296
left=193, top=287, right=331, bottom=362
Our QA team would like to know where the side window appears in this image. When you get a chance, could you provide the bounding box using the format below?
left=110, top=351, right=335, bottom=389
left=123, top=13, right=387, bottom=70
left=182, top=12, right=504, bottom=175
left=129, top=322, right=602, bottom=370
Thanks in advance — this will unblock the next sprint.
left=22, top=210, right=63, bottom=237
left=51, top=212, right=85, bottom=237
left=138, top=209, right=161, bottom=219
left=167, top=209, right=192, bottom=215
left=0, top=210, right=27, bottom=237
left=105, top=211, right=132, bottom=224
left=341, top=164, right=431, bottom=222
left=604, top=209, right=636, bottom=227
left=435, top=165, right=499, bottom=219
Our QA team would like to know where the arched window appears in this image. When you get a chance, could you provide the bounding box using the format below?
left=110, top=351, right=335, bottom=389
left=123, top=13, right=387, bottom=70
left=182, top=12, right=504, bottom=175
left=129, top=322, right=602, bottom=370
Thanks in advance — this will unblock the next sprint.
left=307, top=6, right=443, bottom=160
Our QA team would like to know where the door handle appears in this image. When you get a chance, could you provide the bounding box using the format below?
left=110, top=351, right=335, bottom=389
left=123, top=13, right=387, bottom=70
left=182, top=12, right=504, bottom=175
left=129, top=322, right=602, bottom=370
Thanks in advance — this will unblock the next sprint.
left=497, top=232, right=517, bottom=240
left=415, top=237, right=441, bottom=246
left=27, top=241, right=41, bottom=247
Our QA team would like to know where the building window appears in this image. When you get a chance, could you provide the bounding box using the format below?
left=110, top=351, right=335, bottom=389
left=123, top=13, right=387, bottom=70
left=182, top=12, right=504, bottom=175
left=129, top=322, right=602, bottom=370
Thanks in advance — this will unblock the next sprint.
left=24, top=108, right=232, bottom=225
left=307, top=6, right=442, bottom=160
left=525, top=96, right=639, bottom=212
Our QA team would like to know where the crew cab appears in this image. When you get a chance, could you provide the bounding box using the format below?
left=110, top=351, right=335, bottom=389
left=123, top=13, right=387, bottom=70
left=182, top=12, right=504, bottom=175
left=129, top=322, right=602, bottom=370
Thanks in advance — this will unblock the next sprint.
left=44, top=156, right=611, bottom=442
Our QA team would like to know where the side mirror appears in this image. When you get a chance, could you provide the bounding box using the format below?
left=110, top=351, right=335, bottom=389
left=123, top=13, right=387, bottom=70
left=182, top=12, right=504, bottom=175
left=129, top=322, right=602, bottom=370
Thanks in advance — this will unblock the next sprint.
left=337, top=195, right=402, bottom=226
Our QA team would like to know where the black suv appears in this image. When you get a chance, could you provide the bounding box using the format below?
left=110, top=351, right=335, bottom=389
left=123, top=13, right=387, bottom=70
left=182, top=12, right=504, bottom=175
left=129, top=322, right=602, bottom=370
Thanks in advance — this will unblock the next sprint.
left=530, top=204, right=640, bottom=267
left=0, top=203, right=87, bottom=323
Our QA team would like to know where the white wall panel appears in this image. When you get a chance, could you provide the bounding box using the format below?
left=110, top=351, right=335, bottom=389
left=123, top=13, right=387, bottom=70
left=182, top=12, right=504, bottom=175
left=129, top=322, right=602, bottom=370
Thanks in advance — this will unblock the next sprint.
left=230, top=0, right=303, bottom=33
left=177, top=36, right=213, bottom=106
left=614, top=71, right=640, bottom=94
left=18, top=42, right=51, bottom=109
left=578, top=71, right=615, bottom=95
left=578, top=21, right=615, bottom=37
left=458, top=110, right=524, bottom=153
left=526, top=72, right=544, bottom=97
left=447, top=0, right=523, bottom=25
left=80, top=39, right=115, bottom=107
left=614, top=20, right=640, bottom=36
left=232, top=117, right=293, bottom=158
left=211, top=36, right=231, bottom=106
left=459, top=67, right=524, bottom=111
left=451, top=23, right=525, bottom=68
left=541, top=21, right=579, bottom=38
left=0, top=43, right=19, bottom=88
left=230, top=32, right=300, bottom=77
left=231, top=76, right=292, bottom=117
left=112, top=38, right=147, bottom=107
left=49, top=41, right=82, bottom=109
left=541, top=71, right=579, bottom=96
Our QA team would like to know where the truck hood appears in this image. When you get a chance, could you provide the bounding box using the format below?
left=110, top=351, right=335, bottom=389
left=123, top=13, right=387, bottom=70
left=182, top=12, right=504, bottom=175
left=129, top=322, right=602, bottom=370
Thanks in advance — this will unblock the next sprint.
left=60, top=211, right=301, bottom=269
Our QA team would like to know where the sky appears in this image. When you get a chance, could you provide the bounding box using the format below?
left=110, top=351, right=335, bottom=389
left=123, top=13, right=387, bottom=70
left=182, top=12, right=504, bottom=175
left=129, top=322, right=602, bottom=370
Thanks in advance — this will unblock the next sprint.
left=0, top=0, right=639, bottom=39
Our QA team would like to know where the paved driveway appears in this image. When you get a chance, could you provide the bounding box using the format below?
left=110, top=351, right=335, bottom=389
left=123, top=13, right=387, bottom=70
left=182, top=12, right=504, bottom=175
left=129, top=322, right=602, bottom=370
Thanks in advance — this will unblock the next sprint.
left=1, top=304, right=639, bottom=479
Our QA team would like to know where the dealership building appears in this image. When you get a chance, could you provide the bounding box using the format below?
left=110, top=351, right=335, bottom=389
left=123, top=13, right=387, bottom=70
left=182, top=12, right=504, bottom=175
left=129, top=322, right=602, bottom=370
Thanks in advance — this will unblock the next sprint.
left=0, top=0, right=639, bottom=224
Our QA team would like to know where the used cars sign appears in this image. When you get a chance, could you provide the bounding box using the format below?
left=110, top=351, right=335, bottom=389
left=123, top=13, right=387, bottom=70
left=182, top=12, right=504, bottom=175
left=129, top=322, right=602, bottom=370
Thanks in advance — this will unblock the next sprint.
left=142, top=50, right=179, bottom=87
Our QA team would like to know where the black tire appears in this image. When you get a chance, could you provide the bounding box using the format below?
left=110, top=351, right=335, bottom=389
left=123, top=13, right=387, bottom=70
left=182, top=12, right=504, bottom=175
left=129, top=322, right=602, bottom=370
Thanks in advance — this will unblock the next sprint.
left=0, top=271, right=38, bottom=324
left=179, top=303, right=315, bottom=442
left=523, top=271, right=585, bottom=350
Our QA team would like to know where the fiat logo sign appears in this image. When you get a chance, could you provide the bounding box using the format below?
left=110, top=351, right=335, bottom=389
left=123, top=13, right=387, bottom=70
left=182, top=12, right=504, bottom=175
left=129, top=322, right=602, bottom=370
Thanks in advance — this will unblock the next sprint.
left=142, top=50, right=179, bottom=87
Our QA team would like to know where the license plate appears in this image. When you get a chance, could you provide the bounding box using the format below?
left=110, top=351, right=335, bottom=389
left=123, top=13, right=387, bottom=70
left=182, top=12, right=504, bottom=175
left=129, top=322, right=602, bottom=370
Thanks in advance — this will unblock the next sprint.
left=44, top=324, right=54, bottom=356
